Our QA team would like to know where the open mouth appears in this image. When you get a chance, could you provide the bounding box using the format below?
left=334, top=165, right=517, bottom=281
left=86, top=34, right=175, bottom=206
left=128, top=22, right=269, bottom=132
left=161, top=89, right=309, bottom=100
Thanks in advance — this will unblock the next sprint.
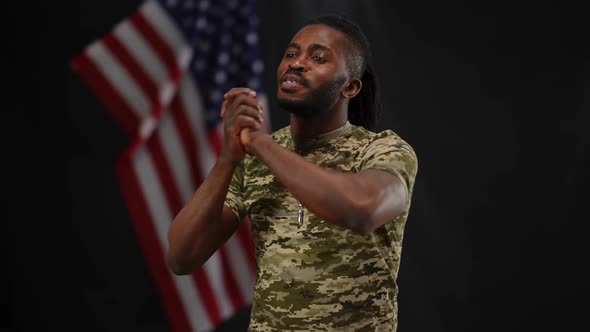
left=281, top=80, right=304, bottom=89
left=280, top=73, right=307, bottom=91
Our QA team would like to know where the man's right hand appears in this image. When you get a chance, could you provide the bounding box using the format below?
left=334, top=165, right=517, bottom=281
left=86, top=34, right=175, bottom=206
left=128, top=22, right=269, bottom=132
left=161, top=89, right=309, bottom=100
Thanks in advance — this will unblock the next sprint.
left=219, top=88, right=264, bottom=165
left=168, top=89, right=261, bottom=275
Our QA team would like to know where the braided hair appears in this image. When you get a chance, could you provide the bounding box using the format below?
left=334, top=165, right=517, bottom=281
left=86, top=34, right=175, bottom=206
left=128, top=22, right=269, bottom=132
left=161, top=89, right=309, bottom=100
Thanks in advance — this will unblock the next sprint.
left=304, top=15, right=381, bottom=131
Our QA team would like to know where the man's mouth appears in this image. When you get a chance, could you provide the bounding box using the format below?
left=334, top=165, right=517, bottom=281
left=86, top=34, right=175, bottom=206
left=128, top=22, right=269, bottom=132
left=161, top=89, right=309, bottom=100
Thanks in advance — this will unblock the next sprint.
left=280, top=73, right=307, bottom=91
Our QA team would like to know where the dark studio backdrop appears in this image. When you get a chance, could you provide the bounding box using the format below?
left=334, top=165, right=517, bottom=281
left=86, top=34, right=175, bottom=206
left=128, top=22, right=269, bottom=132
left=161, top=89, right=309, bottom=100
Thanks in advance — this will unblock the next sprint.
left=11, top=1, right=588, bottom=331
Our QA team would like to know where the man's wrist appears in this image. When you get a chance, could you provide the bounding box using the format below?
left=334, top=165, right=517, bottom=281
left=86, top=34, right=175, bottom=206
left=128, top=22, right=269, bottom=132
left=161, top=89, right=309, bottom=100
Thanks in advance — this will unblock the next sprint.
left=247, top=134, right=272, bottom=157
left=217, top=154, right=242, bottom=169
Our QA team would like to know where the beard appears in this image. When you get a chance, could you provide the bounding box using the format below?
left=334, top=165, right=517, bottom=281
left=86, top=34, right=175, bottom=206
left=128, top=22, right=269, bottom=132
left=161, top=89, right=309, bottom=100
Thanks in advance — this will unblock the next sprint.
left=277, top=76, right=346, bottom=118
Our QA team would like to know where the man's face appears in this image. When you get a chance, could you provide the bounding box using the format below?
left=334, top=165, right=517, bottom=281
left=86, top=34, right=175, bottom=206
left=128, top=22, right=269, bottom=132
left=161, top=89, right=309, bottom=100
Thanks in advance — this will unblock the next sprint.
left=276, top=24, right=351, bottom=117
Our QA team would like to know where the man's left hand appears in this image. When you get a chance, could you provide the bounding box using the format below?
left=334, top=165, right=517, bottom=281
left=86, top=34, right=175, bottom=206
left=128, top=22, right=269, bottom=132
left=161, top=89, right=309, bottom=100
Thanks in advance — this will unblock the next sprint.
left=240, top=118, right=269, bottom=155
left=220, top=88, right=269, bottom=155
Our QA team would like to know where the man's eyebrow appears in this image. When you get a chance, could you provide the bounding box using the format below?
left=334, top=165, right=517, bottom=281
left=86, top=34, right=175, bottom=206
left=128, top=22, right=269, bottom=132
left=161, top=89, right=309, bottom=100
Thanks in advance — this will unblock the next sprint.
left=286, top=43, right=332, bottom=53
left=309, top=43, right=332, bottom=53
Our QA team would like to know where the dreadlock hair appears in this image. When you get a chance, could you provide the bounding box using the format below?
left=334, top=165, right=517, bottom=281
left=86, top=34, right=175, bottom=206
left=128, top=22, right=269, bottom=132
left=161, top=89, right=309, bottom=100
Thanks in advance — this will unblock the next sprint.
left=304, top=15, right=381, bottom=131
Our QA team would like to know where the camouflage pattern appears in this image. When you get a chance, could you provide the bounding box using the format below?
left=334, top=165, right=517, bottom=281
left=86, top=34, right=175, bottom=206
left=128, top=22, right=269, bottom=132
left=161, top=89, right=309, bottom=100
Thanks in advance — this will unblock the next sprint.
left=225, top=121, right=418, bottom=331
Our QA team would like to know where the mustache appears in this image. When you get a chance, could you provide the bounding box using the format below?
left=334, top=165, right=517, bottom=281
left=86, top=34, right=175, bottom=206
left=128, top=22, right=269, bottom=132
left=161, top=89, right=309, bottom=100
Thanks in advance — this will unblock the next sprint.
left=281, top=69, right=309, bottom=87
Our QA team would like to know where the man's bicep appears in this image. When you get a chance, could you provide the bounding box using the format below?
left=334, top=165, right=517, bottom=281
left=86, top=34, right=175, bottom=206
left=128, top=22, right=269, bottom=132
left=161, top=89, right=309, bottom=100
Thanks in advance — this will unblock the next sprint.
left=352, top=169, right=408, bottom=230
left=357, top=168, right=408, bottom=205
left=358, top=168, right=408, bottom=194
left=222, top=204, right=242, bottom=228
left=224, top=160, right=247, bottom=221
left=359, top=135, right=418, bottom=199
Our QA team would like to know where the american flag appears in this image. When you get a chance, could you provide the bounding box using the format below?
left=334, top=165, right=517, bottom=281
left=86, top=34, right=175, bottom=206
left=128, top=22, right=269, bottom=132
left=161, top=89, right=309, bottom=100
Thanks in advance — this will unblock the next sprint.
left=71, top=0, right=266, bottom=330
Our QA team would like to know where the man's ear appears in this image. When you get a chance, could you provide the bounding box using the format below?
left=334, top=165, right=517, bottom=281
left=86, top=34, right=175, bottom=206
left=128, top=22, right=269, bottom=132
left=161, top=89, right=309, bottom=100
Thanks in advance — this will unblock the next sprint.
left=341, top=77, right=362, bottom=99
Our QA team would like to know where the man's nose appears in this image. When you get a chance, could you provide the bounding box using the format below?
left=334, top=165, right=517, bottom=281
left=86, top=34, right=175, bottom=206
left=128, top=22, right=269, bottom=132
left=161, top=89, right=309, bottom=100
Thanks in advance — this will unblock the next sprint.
left=288, top=57, right=306, bottom=71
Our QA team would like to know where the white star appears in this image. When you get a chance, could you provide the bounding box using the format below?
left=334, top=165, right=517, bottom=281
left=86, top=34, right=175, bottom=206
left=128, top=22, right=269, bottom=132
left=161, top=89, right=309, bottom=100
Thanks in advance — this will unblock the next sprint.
left=252, top=60, right=264, bottom=73
left=195, top=17, right=207, bottom=30
left=214, top=71, right=227, bottom=84
left=198, top=0, right=210, bottom=11
left=218, top=53, right=230, bottom=65
left=246, top=32, right=258, bottom=45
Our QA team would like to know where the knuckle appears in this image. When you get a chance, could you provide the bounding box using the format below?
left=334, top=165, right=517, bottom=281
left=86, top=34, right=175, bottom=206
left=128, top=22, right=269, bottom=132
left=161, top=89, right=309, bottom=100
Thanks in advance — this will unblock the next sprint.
left=235, top=94, right=248, bottom=104
left=237, top=114, right=255, bottom=124
left=227, top=87, right=248, bottom=97
left=229, top=87, right=244, bottom=93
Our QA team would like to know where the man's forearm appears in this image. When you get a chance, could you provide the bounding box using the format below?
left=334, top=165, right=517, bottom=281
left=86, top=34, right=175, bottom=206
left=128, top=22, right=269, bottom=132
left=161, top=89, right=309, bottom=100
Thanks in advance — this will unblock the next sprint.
left=167, top=158, right=239, bottom=274
left=249, top=135, right=375, bottom=232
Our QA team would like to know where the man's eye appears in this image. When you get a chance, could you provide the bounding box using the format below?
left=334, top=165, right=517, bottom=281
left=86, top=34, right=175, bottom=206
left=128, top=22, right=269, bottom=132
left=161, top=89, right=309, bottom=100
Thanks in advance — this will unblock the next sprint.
left=285, top=53, right=296, bottom=58
left=312, top=56, right=325, bottom=63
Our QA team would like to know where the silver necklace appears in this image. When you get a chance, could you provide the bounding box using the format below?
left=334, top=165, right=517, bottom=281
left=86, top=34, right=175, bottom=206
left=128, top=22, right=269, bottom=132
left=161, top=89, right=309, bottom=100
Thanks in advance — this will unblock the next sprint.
left=296, top=124, right=348, bottom=227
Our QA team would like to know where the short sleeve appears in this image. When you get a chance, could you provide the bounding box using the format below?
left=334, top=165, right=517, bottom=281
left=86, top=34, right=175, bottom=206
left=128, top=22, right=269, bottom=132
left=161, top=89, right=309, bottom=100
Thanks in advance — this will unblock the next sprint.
left=224, top=161, right=247, bottom=221
left=359, top=132, right=418, bottom=197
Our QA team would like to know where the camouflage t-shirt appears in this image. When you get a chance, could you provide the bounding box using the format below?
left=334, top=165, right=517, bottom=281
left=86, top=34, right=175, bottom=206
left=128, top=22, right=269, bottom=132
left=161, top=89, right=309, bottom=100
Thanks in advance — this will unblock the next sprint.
left=225, top=121, right=418, bottom=331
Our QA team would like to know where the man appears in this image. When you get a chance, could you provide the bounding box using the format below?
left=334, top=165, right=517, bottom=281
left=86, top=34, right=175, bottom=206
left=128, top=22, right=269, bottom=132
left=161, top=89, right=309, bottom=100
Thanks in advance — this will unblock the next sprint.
left=167, top=15, right=418, bottom=331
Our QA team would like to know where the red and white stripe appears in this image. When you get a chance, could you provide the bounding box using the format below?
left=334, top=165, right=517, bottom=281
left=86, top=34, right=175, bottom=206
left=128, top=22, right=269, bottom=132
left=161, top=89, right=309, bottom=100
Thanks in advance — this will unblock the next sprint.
left=71, top=1, right=258, bottom=331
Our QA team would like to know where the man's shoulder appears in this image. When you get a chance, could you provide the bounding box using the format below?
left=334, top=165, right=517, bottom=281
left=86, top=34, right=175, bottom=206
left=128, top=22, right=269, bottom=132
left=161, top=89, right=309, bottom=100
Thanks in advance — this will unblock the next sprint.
left=267, top=123, right=405, bottom=145
left=347, top=124, right=410, bottom=151
left=345, top=125, right=418, bottom=173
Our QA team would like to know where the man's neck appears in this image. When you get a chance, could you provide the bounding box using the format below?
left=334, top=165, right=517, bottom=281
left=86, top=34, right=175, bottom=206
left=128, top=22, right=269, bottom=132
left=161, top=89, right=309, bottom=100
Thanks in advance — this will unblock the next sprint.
left=289, top=106, right=348, bottom=140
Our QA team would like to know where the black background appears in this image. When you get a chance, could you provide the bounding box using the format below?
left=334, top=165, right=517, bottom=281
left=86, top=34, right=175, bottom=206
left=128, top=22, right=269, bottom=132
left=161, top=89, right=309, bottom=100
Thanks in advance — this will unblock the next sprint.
left=10, top=1, right=588, bottom=331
